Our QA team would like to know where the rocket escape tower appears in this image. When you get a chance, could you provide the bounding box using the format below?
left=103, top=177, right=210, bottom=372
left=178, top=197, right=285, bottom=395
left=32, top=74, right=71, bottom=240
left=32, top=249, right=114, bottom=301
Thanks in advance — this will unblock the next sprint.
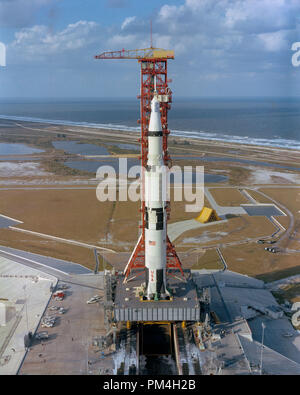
left=95, top=46, right=185, bottom=295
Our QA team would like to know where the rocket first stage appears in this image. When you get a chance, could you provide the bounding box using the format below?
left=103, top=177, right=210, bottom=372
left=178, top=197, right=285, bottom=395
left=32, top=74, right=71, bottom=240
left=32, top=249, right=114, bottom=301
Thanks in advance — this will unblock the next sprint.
left=144, top=94, right=169, bottom=301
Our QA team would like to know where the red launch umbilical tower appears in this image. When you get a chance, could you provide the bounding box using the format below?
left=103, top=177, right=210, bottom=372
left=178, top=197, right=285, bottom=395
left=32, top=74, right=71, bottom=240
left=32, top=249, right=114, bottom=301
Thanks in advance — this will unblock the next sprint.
left=95, top=47, right=184, bottom=282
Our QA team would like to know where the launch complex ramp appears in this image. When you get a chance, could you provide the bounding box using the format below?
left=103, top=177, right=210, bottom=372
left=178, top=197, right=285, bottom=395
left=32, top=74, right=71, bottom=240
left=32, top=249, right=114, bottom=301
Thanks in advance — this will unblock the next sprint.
left=195, top=207, right=220, bottom=223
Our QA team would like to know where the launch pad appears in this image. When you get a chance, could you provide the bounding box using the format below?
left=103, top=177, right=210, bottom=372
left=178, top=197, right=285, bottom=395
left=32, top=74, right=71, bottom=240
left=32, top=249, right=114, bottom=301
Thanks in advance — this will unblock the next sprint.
left=112, top=270, right=201, bottom=322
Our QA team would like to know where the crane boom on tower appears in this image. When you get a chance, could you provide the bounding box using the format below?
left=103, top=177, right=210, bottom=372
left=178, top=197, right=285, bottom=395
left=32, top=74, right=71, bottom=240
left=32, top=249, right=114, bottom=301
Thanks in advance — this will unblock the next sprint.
left=94, top=47, right=174, bottom=60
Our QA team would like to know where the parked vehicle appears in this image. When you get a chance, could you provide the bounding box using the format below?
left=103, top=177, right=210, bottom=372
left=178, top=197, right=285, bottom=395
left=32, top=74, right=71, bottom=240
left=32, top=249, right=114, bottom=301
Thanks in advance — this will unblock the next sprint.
left=59, top=283, right=69, bottom=290
left=87, top=295, right=101, bottom=304
left=282, top=332, right=293, bottom=338
left=259, top=239, right=276, bottom=244
left=41, top=315, right=56, bottom=328
left=264, top=247, right=279, bottom=253
left=53, top=291, right=65, bottom=300
left=36, top=331, right=49, bottom=340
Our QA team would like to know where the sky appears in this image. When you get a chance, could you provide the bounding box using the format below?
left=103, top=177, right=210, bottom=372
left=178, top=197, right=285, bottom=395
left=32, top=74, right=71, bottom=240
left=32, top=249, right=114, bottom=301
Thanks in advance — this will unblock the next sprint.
left=0, top=0, right=299, bottom=98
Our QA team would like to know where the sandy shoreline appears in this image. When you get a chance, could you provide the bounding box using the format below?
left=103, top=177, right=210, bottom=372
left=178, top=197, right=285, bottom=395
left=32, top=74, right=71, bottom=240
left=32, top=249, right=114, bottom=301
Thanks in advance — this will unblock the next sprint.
left=0, top=118, right=300, bottom=186
left=1, top=116, right=300, bottom=157
left=63, top=124, right=300, bottom=156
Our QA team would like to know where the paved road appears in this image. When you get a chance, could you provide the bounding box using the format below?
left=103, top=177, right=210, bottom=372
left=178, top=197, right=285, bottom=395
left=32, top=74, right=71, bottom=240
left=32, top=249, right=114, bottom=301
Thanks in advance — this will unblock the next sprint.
left=204, top=187, right=247, bottom=217
left=0, top=215, right=22, bottom=229
left=10, top=226, right=116, bottom=253
left=0, top=246, right=92, bottom=277
left=168, top=218, right=227, bottom=242
left=252, top=189, right=294, bottom=247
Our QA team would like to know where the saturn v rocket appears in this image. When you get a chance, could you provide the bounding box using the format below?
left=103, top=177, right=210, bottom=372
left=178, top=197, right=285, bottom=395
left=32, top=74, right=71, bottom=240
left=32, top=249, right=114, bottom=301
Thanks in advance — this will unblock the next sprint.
left=144, top=94, right=169, bottom=300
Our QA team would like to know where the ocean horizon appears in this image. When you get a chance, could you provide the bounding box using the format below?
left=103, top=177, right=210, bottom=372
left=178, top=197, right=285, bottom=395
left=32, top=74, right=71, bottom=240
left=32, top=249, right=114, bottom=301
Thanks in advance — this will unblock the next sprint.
left=0, top=97, right=299, bottom=151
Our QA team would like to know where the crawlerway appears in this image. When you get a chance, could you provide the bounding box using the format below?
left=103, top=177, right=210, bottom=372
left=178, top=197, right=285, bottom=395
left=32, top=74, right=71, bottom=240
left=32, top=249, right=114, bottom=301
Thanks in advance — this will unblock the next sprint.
left=103, top=380, right=138, bottom=393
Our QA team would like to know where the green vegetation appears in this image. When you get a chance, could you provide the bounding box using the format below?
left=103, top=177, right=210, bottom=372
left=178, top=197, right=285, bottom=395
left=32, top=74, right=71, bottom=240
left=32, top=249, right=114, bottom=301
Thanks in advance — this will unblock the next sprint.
left=0, top=133, right=54, bottom=150
left=42, top=159, right=92, bottom=177
left=256, top=265, right=300, bottom=283
left=271, top=284, right=300, bottom=304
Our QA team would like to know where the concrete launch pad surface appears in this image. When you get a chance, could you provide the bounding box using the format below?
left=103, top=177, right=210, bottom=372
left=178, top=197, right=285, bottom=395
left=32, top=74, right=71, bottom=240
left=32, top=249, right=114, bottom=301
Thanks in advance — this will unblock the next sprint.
left=241, top=204, right=285, bottom=217
left=0, top=247, right=112, bottom=376
left=19, top=275, right=110, bottom=375
left=0, top=246, right=92, bottom=276
left=113, top=271, right=201, bottom=322
left=193, top=269, right=300, bottom=375
left=0, top=256, right=57, bottom=375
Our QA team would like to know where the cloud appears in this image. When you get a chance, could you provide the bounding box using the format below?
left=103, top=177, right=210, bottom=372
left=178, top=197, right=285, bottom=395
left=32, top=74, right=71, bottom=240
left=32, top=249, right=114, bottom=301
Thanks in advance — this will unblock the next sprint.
left=155, top=0, right=300, bottom=60
left=107, top=33, right=139, bottom=49
left=158, top=4, right=184, bottom=20
left=8, top=0, right=299, bottom=71
left=3, top=0, right=300, bottom=97
left=0, top=0, right=57, bottom=28
left=224, top=0, right=299, bottom=33
left=258, top=30, right=290, bottom=52
left=121, top=16, right=136, bottom=30
left=10, top=20, right=99, bottom=62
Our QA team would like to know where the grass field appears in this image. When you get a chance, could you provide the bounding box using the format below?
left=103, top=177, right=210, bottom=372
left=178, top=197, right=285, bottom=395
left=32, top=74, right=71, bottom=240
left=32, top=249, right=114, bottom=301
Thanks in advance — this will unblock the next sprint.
left=0, top=228, right=97, bottom=269
left=0, top=187, right=210, bottom=260
left=175, top=215, right=277, bottom=248
left=0, top=185, right=298, bottom=288
left=260, top=188, right=300, bottom=250
left=191, top=249, right=224, bottom=271
left=0, top=189, right=113, bottom=244
left=260, top=188, right=300, bottom=217
left=242, top=188, right=292, bottom=234
left=222, top=243, right=300, bottom=281
left=210, top=187, right=249, bottom=206
left=244, top=189, right=274, bottom=204
left=273, top=215, right=291, bottom=230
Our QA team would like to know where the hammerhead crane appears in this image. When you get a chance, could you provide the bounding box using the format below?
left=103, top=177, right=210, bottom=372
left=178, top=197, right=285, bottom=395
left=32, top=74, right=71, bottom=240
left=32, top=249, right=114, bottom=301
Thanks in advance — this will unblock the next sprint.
left=94, top=44, right=185, bottom=285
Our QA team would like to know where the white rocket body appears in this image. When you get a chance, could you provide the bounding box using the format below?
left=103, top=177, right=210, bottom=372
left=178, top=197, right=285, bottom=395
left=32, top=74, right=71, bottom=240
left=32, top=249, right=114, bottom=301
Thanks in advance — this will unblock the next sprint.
left=144, top=96, right=168, bottom=299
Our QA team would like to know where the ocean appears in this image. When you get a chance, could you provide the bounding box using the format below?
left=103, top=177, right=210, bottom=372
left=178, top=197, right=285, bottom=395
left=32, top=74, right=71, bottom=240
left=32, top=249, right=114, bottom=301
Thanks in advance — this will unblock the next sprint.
left=0, top=97, right=299, bottom=150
